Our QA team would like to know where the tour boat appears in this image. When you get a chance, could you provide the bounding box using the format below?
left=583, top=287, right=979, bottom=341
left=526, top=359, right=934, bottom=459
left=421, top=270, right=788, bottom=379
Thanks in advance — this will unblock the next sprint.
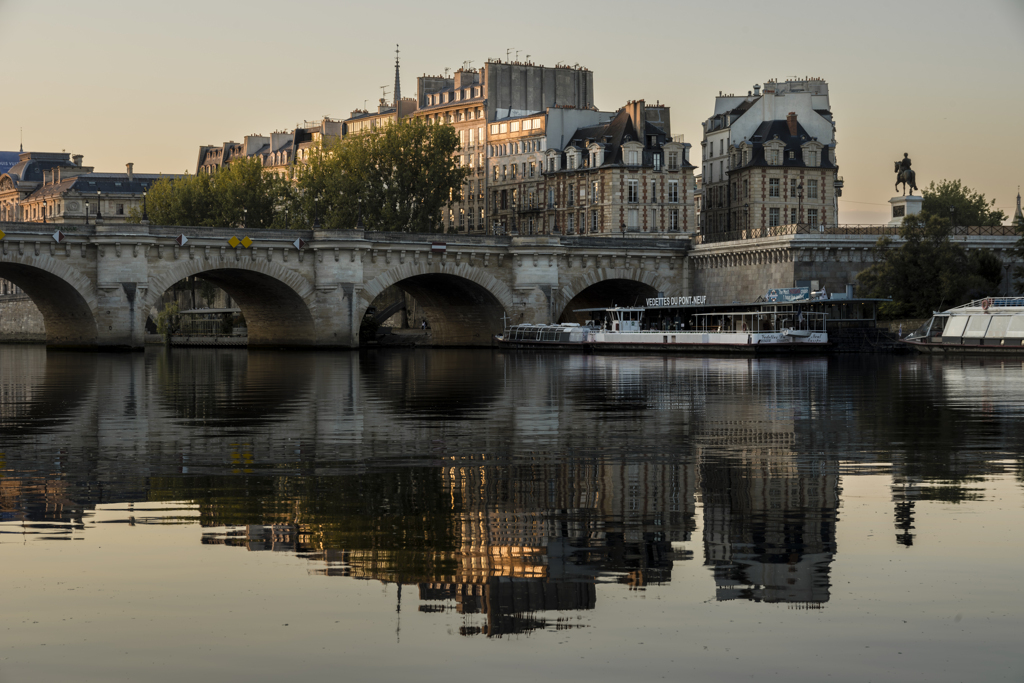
left=903, top=297, right=1024, bottom=354
left=495, top=305, right=829, bottom=354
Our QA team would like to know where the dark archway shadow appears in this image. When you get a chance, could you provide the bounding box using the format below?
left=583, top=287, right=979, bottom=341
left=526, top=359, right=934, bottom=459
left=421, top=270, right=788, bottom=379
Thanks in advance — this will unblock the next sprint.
left=363, top=273, right=507, bottom=346
left=557, top=278, right=659, bottom=325
left=0, top=263, right=98, bottom=347
left=163, top=268, right=317, bottom=348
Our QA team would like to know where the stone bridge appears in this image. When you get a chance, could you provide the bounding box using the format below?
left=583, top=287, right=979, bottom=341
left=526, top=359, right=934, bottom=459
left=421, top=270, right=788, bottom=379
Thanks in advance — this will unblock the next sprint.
left=0, top=222, right=692, bottom=349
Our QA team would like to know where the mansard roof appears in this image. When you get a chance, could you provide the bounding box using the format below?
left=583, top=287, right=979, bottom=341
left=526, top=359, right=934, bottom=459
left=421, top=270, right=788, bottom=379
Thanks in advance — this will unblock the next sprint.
left=24, top=174, right=167, bottom=200
left=734, top=120, right=836, bottom=170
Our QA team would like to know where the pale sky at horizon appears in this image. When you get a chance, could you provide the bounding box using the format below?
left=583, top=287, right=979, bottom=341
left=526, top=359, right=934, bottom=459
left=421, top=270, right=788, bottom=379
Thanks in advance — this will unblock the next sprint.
left=1, top=0, right=1022, bottom=224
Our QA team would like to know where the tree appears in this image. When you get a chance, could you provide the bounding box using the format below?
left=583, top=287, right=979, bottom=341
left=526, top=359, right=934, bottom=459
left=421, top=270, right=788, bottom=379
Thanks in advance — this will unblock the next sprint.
left=858, top=212, right=1000, bottom=318
left=130, top=160, right=292, bottom=229
left=212, top=157, right=293, bottom=230
left=293, top=118, right=469, bottom=232
left=921, top=179, right=1007, bottom=227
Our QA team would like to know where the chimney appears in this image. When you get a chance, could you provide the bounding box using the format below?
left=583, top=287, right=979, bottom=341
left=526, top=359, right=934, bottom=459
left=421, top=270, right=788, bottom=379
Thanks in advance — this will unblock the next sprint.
left=786, top=112, right=798, bottom=137
left=126, top=162, right=134, bottom=181
left=753, top=84, right=760, bottom=96
left=73, top=154, right=83, bottom=167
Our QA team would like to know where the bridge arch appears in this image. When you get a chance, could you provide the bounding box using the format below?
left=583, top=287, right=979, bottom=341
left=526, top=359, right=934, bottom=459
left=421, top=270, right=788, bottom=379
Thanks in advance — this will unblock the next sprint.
left=144, top=258, right=317, bottom=347
left=555, top=267, right=672, bottom=323
left=0, top=253, right=99, bottom=347
left=361, top=262, right=512, bottom=346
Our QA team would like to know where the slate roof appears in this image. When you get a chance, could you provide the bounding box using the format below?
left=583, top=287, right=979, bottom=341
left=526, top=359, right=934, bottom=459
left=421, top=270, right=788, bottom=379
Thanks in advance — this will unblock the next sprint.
left=24, top=174, right=169, bottom=200
left=734, top=120, right=837, bottom=170
left=555, top=109, right=694, bottom=170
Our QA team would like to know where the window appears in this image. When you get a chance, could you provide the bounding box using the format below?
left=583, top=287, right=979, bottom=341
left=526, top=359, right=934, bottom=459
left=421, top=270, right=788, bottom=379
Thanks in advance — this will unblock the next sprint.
left=651, top=208, right=657, bottom=231
left=116, top=203, right=124, bottom=215
left=808, top=179, right=818, bottom=198
left=567, top=214, right=574, bottom=234
left=790, top=208, right=797, bottom=223
left=510, top=164, right=516, bottom=179
left=670, top=208, right=679, bottom=231
left=500, top=190, right=508, bottom=209
left=478, top=126, right=483, bottom=143
left=478, top=152, right=485, bottom=167
left=668, top=152, right=679, bottom=170
left=548, top=188, right=555, bottom=208
left=743, top=178, right=749, bottom=198
left=769, top=207, right=780, bottom=227
left=628, top=150, right=640, bottom=165
left=459, top=208, right=465, bottom=229
left=719, top=140, right=724, bottom=155
left=668, top=180, right=679, bottom=203
left=628, top=208, right=638, bottom=228
left=788, top=151, right=795, bottom=159
left=529, top=161, right=536, bottom=177
left=568, top=154, right=576, bottom=170
left=490, top=124, right=500, bottom=135
left=502, top=165, right=507, bottom=180
left=468, top=129, right=474, bottom=145
left=591, top=209, right=598, bottom=233
left=808, top=208, right=819, bottom=225
left=511, top=121, right=519, bottom=132
left=769, top=178, right=780, bottom=197
left=568, top=184, right=574, bottom=207
left=771, top=149, right=780, bottom=165
left=790, top=178, right=797, bottom=198
left=653, top=154, right=661, bottom=171
left=627, top=179, right=639, bottom=203
left=591, top=180, right=599, bottom=202
left=493, top=166, right=499, bottom=181
left=547, top=158, right=554, bottom=172
left=651, top=179, right=656, bottom=202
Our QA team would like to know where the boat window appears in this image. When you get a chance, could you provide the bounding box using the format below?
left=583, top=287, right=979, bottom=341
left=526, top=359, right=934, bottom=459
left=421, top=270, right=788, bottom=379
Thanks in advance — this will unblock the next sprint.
left=1006, top=315, right=1024, bottom=336
left=941, top=316, right=968, bottom=338
left=965, top=315, right=992, bottom=336
left=985, top=316, right=1011, bottom=338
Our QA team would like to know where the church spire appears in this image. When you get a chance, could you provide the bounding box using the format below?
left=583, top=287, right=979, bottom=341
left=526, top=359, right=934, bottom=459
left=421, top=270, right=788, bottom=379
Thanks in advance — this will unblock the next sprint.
left=393, top=44, right=402, bottom=119
left=1013, top=186, right=1023, bottom=227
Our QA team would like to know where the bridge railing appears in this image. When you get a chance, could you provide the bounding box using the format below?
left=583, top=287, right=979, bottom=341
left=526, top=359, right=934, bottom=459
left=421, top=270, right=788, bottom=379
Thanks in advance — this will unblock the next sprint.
left=695, top=223, right=1020, bottom=245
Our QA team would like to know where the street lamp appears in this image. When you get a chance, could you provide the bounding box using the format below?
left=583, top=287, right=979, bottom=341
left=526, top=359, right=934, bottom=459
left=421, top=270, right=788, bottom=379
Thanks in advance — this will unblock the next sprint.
left=797, top=182, right=804, bottom=226
left=84, top=196, right=89, bottom=225
left=243, top=208, right=248, bottom=230
left=620, top=220, right=626, bottom=239
left=949, top=205, right=955, bottom=228
left=312, top=196, right=320, bottom=230
left=42, top=199, right=47, bottom=224
left=142, top=190, right=148, bottom=222
left=744, top=202, right=749, bottom=230
left=95, top=190, right=102, bottom=221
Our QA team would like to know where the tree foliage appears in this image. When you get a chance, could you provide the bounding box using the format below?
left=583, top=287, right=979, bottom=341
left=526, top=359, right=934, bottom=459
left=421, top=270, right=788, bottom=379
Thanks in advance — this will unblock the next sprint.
left=921, top=179, right=1007, bottom=227
left=291, top=118, right=469, bottom=232
left=858, top=211, right=1002, bottom=318
left=132, top=158, right=291, bottom=228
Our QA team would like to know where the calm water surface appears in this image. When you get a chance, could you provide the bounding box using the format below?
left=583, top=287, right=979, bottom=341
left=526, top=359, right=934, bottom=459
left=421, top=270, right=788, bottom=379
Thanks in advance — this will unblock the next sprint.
left=1, top=347, right=1022, bottom=682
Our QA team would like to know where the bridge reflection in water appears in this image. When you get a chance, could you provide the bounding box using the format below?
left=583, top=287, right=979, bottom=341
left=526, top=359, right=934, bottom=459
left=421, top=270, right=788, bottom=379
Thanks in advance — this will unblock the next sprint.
left=1, top=347, right=1020, bottom=637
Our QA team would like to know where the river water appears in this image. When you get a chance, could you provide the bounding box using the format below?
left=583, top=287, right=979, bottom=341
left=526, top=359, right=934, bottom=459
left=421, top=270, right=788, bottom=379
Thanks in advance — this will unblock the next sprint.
left=0, top=346, right=1021, bottom=682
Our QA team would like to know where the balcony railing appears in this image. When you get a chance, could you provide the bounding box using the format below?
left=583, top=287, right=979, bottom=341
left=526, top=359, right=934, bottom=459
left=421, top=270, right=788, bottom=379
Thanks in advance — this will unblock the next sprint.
left=695, top=223, right=1020, bottom=245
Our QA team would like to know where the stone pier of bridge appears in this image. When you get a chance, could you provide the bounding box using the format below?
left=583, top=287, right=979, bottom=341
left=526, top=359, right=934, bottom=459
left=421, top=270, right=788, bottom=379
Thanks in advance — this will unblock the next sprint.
left=0, top=222, right=693, bottom=349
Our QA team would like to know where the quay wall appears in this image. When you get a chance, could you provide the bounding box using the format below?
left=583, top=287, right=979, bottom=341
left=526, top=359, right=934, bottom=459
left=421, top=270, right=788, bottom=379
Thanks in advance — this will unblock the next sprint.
left=0, top=296, right=45, bottom=342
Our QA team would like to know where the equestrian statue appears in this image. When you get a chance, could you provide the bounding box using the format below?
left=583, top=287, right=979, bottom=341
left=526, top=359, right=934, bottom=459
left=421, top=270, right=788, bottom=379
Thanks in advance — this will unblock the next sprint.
left=894, top=153, right=918, bottom=196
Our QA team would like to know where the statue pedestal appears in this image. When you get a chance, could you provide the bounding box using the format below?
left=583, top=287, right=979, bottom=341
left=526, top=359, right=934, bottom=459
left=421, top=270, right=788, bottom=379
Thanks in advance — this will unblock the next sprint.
left=888, top=195, right=923, bottom=226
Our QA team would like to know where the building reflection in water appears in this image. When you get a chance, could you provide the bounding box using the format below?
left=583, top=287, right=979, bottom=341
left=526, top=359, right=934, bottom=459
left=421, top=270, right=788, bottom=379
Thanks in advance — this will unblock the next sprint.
left=5, top=348, right=1023, bottom=635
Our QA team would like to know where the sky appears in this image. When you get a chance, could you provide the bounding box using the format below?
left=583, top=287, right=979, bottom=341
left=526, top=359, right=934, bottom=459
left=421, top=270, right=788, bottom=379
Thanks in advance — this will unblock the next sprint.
left=1, top=0, right=1022, bottom=224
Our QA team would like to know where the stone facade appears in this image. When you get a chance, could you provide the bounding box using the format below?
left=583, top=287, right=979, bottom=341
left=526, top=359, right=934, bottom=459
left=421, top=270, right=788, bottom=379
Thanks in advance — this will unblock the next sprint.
left=700, top=79, right=839, bottom=238
left=690, top=231, right=1019, bottom=304
left=0, top=222, right=690, bottom=349
left=0, top=295, right=45, bottom=342
left=0, top=153, right=170, bottom=226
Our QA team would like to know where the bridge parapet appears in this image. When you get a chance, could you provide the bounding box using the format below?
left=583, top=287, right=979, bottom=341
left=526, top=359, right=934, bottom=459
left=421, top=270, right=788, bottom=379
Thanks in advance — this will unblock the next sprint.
left=0, top=221, right=694, bottom=349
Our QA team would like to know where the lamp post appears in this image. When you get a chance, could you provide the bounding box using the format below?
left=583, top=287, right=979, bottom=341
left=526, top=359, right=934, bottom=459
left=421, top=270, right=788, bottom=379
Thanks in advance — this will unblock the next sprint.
left=312, top=196, right=320, bottom=230
left=42, top=199, right=47, bottom=224
left=620, top=220, right=626, bottom=240
left=95, top=190, right=102, bottom=221
left=744, top=202, right=749, bottom=231
left=84, top=197, right=89, bottom=225
left=797, top=182, right=804, bottom=226
left=243, top=208, right=248, bottom=230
